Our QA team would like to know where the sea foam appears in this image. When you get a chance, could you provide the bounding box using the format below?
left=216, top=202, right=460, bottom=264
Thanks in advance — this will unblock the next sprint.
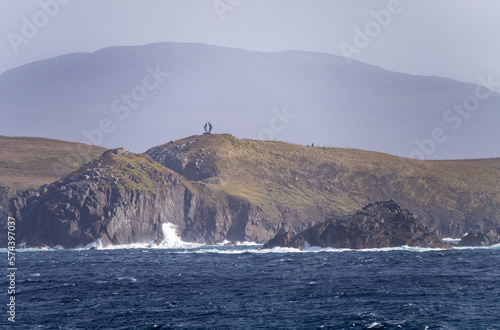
left=95, top=222, right=201, bottom=250
left=156, top=223, right=200, bottom=249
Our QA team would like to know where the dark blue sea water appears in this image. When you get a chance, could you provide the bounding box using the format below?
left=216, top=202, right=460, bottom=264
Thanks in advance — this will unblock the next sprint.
left=2, top=243, right=500, bottom=329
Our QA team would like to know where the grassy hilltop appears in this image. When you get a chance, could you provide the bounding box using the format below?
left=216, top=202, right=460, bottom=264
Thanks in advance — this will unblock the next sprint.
left=0, top=136, right=106, bottom=202
left=147, top=134, right=500, bottom=237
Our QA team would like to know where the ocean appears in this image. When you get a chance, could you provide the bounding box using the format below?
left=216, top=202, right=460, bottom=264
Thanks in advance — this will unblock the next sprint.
left=2, top=226, right=500, bottom=329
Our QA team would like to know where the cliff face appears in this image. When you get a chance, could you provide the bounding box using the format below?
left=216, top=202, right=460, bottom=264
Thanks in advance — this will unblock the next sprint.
left=146, top=134, right=500, bottom=239
left=263, top=201, right=450, bottom=250
left=6, top=148, right=307, bottom=248
left=9, top=149, right=190, bottom=247
left=3, top=134, right=500, bottom=248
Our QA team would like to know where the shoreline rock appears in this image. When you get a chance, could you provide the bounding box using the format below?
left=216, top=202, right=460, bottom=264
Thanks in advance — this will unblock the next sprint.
left=263, top=200, right=451, bottom=250
left=458, top=228, right=500, bottom=247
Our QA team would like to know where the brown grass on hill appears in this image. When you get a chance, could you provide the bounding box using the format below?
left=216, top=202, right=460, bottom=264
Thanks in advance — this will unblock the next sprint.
left=0, top=136, right=106, bottom=197
left=153, top=134, right=500, bottom=221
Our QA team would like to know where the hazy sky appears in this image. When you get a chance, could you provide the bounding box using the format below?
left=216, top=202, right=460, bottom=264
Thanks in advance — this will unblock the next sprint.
left=1, top=0, right=500, bottom=84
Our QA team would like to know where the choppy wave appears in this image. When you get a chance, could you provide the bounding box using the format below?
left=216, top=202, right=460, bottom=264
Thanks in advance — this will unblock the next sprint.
left=4, top=244, right=500, bottom=254
left=442, top=237, right=461, bottom=244
left=96, top=223, right=201, bottom=250
left=259, top=245, right=450, bottom=254
left=183, top=244, right=458, bottom=255
left=235, top=241, right=261, bottom=246
left=157, top=223, right=201, bottom=249
left=5, top=244, right=500, bottom=254
left=117, top=277, right=137, bottom=283
left=85, top=223, right=261, bottom=250
left=5, top=225, right=500, bottom=253
left=454, top=244, right=500, bottom=250
left=9, top=238, right=500, bottom=329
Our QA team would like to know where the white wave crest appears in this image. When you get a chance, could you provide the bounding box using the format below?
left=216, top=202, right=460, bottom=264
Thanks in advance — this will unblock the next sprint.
left=95, top=222, right=201, bottom=250
left=442, top=237, right=461, bottom=244
left=156, top=223, right=200, bottom=249
left=235, top=241, right=261, bottom=246
left=256, top=245, right=453, bottom=254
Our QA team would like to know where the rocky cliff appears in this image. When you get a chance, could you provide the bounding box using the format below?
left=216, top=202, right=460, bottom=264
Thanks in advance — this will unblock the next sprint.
left=263, top=201, right=450, bottom=249
left=6, top=147, right=308, bottom=248
left=8, top=149, right=190, bottom=247
left=147, top=134, right=500, bottom=239
left=2, top=134, right=500, bottom=248
left=0, top=135, right=105, bottom=211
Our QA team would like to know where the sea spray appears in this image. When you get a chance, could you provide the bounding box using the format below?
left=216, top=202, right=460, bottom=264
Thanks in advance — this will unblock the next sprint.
left=157, top=223, right=200, bottom=249
left=78, top=222, right=201, bottom=250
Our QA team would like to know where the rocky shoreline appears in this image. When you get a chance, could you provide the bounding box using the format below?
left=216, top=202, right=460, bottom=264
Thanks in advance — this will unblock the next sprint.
left=263, top=200, right=452, bottom=250
left=1, top=134, right=499, bottom=249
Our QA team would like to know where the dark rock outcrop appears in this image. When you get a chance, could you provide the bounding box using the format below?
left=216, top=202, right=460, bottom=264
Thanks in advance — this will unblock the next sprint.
left=146, top=138, right=220, bottom=182
left=263, top=200, right=450, bottom=250
left=3, top=149, right=306, bottom=248
left=458, top=228, right=500, bottom=247
left=8, top=150, right=193, bottom=248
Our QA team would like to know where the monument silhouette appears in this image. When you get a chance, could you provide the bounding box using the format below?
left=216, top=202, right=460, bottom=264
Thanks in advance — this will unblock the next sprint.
left=203, top=122, right=213, bottom=134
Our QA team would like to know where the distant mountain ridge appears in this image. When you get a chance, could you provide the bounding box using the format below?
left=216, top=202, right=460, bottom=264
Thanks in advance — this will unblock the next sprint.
left=1, top=42, right=499, bottom=159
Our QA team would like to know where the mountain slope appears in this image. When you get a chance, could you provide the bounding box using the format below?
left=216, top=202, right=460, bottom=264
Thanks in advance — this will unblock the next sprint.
left=1, top=42, right=499, bottom=159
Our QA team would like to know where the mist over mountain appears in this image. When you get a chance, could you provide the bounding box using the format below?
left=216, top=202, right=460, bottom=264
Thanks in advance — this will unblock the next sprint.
left=1, top=42, right=498, bottom=159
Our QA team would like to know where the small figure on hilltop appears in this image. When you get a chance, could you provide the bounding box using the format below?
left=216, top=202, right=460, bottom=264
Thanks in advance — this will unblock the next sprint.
left=204, top=122, right=213, bottom=134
